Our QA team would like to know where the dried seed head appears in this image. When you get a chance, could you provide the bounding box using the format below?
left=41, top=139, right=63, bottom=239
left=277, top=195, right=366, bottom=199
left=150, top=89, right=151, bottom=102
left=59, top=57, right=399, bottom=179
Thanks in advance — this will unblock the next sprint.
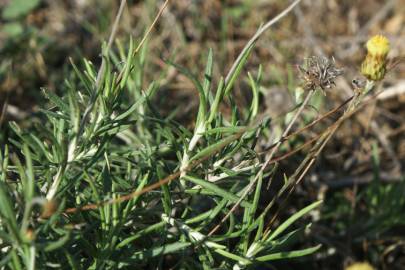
left=298, top=56, right=344, bottom=94
left=361, top=35, right=390, bottom=81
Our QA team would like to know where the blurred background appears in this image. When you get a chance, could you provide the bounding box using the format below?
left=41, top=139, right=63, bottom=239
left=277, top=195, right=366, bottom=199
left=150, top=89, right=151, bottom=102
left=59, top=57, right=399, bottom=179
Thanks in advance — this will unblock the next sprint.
left=1, top=0, right=404, bottom=269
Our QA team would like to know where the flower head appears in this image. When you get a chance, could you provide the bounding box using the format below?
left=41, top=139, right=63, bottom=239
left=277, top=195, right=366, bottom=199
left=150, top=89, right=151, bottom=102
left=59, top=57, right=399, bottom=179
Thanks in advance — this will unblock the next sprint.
left=361, top=35, right=390, bottom=81
left=366, top=35, right=390, bottom=57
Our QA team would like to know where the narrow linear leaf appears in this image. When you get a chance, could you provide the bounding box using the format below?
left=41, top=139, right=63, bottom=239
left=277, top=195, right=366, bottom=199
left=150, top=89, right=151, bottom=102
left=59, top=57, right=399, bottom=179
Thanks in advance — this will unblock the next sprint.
left=131, top=242, right=192, bottom=260
left=224, top=43, right=254, bottom=96
left=256, top=245, right=321, bottom=261
left=267, top=200, right=322, bottom=241
left=183, top=175, right=252, bottom=208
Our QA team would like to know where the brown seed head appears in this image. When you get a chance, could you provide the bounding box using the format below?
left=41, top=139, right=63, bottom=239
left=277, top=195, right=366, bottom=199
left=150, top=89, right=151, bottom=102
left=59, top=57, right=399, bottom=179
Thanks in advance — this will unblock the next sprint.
left=298, top=56, right=344, bottom=93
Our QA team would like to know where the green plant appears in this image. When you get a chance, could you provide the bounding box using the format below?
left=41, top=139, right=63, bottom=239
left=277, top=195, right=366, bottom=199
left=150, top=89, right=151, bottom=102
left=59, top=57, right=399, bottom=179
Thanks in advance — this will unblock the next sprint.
left=1, top=1, right=396, bottom=269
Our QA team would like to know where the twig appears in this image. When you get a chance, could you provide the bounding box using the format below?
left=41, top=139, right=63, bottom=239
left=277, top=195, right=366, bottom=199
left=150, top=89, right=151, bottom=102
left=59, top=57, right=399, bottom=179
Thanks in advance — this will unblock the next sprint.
left=376, top=80, right=405, bottom=100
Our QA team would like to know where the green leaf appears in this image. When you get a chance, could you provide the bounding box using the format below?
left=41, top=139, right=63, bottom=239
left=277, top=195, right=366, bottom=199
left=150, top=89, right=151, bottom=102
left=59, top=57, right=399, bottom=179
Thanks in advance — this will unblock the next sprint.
left=131, top=242, right=192, bottom=260
left=267, top=200, right=322, bottom=241
left=267, top=225, right=310, bottom=253
left=120, top=36, right=135, bottom=89
left=39, top=109, right=70, bottom=121
left=214, top=249, right=251, bottom=264
left=2, top=0, right=41, bottom=20
left=207, top=77, right=225, bottom=124
left=117, top=221, right=166, bottom=249
left=189, top=133, right=241, bottom=162
left=203, top=48, right=214, bottom=100
left=186, top=197, right=228, bottom=225
left=248, top=172, right=262, bottom=224
left=44, top=231, right=71, bottom=252
left=41, top=88, right=70, bottom=113
left=113, top=91, right=148, bottom=121
left=203, top=126, right=249, bottom=135
left=22, top=145, right=35, bottom=201
left=247, top=72, right=259, bottom=119
left=0, top=181, right=19, bottom=241
left=0, top=251, right=13, bottom=267
left=224, top=43, right=254, bottom=96
left=183, top=175, right=252, bottom=208
left=255, top=245, right=321, bottom=261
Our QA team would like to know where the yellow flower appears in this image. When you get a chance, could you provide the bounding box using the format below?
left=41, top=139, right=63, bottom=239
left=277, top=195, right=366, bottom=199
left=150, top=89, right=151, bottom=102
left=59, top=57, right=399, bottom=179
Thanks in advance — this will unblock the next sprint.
left=361, top=35, right=390, bottom=81
left=366, top=35, right=390, bottom=57
left=345, top=262, right=374, bottom=270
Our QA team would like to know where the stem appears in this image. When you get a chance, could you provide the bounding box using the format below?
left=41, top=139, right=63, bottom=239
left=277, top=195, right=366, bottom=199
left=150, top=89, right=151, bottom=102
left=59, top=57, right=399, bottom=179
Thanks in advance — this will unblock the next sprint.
left=46, top=165, right=65, bottom=200
left=180, top=123, right=205, bottom=181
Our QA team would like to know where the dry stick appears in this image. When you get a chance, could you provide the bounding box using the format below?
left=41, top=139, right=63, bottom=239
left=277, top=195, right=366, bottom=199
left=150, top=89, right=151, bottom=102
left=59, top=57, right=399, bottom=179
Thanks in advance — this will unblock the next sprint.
left=0, top=95, right=8, bottom=127
left=227, top=84, right=384, bottom=237
left=269, top=132, right=321, bottom=164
